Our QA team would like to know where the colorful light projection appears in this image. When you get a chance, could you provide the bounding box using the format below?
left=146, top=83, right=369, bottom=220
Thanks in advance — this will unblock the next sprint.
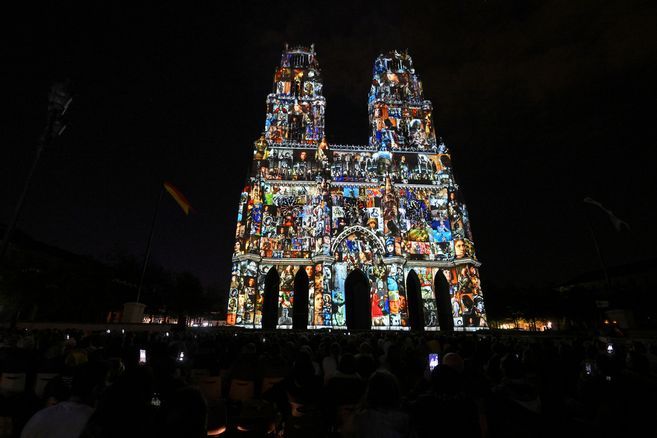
left=233, top=262, right=317, bottom=330
left=227, top=260, right=260, bottom=327
left=368, top=51, right=436, bottom=151
left=228, top=47, right=487, bottom=331
left=444, top=265, right=487, bottom=329
left=265, top=44, right=325, bottom=146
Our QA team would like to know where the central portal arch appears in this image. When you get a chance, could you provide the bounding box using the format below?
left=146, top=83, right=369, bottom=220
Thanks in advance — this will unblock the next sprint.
left=332, top=226, right=386, bottom=331
left=344, top=269, right=371, bottom=330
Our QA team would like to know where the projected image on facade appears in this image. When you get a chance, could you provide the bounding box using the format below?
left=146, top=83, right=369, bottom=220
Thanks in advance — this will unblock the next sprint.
left=228, top=45, right=487, bottom=331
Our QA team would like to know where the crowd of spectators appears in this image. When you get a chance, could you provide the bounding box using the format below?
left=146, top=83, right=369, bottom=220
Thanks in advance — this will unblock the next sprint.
left=0, top=327, right=656, bottom=437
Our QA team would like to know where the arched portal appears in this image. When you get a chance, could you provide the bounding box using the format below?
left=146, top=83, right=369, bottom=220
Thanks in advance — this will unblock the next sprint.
left=293, top=268, right=309, bottom=330
left=261, top=268, right=280, bottom=330
left=435, top=270, right=454, bottom=331
left=406, top=270, right=424, bottom=331
left=344, top=269, right=371, bottom=330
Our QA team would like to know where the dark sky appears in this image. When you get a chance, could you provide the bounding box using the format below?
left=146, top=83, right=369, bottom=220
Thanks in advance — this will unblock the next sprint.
left=4, top=0, right=657, bottom=292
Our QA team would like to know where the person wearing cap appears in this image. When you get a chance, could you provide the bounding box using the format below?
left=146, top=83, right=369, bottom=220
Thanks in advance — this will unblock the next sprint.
left=366, top=217, right=381, bottom=236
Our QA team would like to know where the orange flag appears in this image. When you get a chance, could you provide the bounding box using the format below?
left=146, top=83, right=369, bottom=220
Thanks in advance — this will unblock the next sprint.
left=163, top=181, right=194, bottom=215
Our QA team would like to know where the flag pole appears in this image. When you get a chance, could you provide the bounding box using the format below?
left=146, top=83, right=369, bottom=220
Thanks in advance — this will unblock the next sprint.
left=582, top=204, right=612, bottom=299
left=136, top=183, right=165, bottom=303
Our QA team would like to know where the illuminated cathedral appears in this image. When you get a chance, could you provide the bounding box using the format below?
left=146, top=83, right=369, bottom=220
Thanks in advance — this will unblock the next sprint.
left=227, top=45, right=487, bottom=331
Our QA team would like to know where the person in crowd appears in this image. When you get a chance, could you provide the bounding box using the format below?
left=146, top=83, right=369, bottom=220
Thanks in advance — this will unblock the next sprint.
left=354, top=341, right=377, bottom=381
left=21, top=364, right=97, bottom=438
left=322, top=342, right=341, bottom=384
left=259, top=341, right=289, bottom=380
left=325, top=353, right=366, bottom=427
left=487, top=352, right=543, bottom=437
left=285, top=349, right=322, bottom=406
left=80, top=365, right=156, bottom=437
left=154, top=386, right=207, bottom=438
left=342, top=370, right=412, bottom=438
left=407, top=363, right=479, bottom=438
left=228, top=342, right=260, bottom=382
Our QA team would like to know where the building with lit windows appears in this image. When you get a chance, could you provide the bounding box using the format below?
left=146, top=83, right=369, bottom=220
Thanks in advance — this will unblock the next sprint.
left=227, top=45, right=487, bottom=331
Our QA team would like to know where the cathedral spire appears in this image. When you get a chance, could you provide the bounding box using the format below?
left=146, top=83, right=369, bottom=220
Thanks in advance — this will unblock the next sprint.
left=368, top=50, right=436, bottom=151
left=264, top=45, right=326, bottom=146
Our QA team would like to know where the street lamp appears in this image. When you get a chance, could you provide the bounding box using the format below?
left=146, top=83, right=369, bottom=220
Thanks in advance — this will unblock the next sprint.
left=0, top=82, right=72, bottom=264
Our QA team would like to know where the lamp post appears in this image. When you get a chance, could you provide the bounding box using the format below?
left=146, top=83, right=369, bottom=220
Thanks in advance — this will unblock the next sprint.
left=0, top=82, right=72, bottom=264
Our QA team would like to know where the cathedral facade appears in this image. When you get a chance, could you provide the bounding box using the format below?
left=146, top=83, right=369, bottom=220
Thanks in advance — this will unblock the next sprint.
left=227, top=45, right=487, bottom=331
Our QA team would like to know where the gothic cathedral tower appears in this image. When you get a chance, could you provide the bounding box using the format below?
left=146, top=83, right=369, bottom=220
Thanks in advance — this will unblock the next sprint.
left=227, top=46, right=487, bottom=331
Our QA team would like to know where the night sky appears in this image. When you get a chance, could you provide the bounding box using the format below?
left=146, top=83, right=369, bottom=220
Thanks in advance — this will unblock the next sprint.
left=4, top=1, right=657, bottom=293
